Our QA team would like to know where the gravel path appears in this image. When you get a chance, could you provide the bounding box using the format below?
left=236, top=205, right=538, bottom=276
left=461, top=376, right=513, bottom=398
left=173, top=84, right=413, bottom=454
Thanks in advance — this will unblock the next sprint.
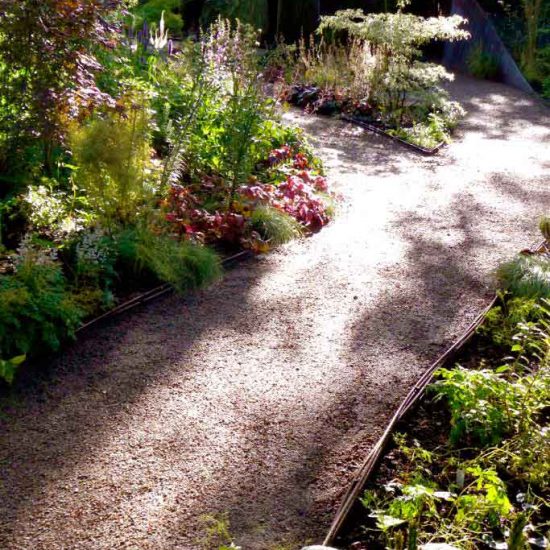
left=0, top=76, right=548, bottom=550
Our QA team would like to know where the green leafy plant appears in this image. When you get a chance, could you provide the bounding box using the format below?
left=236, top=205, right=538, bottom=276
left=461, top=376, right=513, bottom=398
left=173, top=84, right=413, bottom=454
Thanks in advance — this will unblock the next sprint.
left=432, top=361, right=549, bottom=446
left=0, top=245, right=83, bottom=361
left=479, top=296, right=546, bottom=350
left=0, top=354, right=25, bottom=385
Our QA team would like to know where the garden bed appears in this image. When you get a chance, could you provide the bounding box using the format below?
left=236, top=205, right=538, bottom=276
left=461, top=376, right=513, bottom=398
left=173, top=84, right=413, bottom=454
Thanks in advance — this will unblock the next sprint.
left=267, top=7, right=469, bottom=154
left=325, top=237, right=550, bottom=550
left=341, top=115, right=446, bottom=156
left=277, top=84, right=447, bottom=155
left=0, top=14, right=335, bottom=387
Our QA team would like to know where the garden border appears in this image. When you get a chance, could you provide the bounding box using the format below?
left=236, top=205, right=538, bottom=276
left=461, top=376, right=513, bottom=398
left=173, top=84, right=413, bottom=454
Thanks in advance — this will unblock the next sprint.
left=75, top=250, right=252, bottom=335
left=323, top=239, right=547, bottom=547
left=340, top=114, right=447, bottom=156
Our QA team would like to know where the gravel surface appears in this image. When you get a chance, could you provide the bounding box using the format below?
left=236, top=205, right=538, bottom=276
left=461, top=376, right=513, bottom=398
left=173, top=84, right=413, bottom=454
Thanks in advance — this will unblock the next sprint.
left=0, top=76, right=548, bottom=550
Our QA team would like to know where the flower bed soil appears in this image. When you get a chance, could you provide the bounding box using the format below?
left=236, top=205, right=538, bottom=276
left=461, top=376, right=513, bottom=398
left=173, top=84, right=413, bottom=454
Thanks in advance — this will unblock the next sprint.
left=327, top=242, right=549, bottom=549
left=281, top=85, right=446, bottom=155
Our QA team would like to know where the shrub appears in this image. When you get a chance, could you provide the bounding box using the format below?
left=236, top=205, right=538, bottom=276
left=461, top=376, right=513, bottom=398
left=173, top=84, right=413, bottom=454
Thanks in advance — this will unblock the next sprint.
left=0, top=248, right=83, bottom=361
left=69, top=93, right=157, bottom=229
left=433, top=367, right=523, bottom=445
left=468, top=43, right=501, bottom=79
left=0, top=0, right=121, bottom=170
left=432, top=353, right=549, bottom=446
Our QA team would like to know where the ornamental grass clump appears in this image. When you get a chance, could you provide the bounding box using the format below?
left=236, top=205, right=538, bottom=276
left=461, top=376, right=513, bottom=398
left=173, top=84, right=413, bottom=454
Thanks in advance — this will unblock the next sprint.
left=249, top=205, right=302, bottom=246
left=112, top=226, right=222, bottom=294
left=497, top=253, right=550, bottom=299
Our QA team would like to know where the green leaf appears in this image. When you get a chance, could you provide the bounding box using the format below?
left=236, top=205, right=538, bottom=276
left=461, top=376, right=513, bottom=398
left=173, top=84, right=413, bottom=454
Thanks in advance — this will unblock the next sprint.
left=0, top=354, right=26, bottom=384
left=371, top=513, right=407, bottom=530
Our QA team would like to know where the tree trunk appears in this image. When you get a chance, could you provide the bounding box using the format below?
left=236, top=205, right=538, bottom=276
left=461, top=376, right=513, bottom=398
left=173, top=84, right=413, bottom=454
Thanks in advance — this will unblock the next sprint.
left=522, top=0, right=542, bottom=79
left=277, top=0, right=320, bottom=41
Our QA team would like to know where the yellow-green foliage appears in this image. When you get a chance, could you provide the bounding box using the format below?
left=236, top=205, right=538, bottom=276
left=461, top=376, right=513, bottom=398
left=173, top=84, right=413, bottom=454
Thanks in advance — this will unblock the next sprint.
left=70, top=95, right=157, bottom=228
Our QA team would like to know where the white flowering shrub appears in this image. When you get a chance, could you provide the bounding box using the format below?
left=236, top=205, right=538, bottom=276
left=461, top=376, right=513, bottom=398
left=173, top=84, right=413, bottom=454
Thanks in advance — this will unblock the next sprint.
left=23, top=183, right=88, bottom=239
left=24, top=185, right=69, bottom=231
left=317, top=3, right=470, bottom=128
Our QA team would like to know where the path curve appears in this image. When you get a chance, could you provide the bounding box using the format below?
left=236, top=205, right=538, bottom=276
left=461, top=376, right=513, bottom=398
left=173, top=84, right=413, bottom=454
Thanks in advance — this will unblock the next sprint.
left=0, top=76, right=548, bottom=550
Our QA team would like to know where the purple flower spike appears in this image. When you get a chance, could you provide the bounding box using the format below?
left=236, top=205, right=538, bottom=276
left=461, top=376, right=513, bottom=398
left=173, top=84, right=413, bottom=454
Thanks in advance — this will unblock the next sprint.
left=168, top=39, right=173, bottom=56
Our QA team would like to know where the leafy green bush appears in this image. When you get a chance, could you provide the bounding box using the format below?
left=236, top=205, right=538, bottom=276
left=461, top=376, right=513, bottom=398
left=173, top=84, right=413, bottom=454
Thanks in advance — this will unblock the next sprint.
left=0, top=250, right=83, bottom=364
left=480, top=297, right=546, bottom=350
left=432, top=365, right=548, bottom=446
left=69, top=94, right=157, bottom=229
left=131, top=0, right=183, bottom=35
left=497, top=253, right=550, bottom=299
left=249, top=205, right=302, bottom=246
left=70, top=95, right=155, bottom=229
left=468, top=43, right=500, bottom=79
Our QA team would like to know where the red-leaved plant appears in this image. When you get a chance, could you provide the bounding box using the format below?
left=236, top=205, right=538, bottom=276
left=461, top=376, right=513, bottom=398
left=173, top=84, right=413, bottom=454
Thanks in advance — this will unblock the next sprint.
left=163, top=147, right=332, bottom=250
